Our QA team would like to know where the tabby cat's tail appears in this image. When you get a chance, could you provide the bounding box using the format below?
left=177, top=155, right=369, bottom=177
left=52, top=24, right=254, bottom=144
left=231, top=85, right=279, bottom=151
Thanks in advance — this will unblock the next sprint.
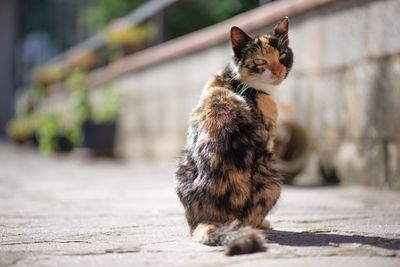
left=192, top=221, right=266, bottom=256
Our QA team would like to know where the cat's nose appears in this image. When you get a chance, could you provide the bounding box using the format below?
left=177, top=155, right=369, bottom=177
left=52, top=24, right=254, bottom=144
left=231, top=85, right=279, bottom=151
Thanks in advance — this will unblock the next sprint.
left=270, top=69, right=279, bottom=77
left=270, top=63, right=283, bottom=76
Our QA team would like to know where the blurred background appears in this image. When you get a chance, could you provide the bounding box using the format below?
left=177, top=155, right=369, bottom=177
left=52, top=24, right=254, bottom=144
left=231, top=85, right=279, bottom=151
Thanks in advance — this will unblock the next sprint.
left=0, top=0, right=399, bottom=188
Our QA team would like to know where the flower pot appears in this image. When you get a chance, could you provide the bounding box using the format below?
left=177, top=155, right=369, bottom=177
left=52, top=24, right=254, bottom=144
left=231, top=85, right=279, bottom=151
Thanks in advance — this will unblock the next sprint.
left=83, top=121, right=116, bottom=157
left=29, top=133, right=39, bottom=147
left=56, top=135, right=74, bottom=152
left=67, top=49, right=97, bottom=70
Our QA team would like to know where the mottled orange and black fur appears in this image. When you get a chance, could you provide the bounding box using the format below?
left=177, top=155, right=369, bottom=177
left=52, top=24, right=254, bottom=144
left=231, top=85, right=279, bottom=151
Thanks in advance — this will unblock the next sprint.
left=176, top=17, right=293, bottom=256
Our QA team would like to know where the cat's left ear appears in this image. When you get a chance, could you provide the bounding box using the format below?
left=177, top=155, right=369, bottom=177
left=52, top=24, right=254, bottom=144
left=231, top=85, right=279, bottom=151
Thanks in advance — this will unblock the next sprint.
left=274, top=16, right=289, bottom=36
left=231, top=26, right=252, bottom=57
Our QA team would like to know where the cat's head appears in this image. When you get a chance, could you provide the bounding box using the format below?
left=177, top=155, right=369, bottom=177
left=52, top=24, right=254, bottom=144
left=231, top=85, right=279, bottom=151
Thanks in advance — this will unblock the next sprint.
left=230, top=17, right=293, bottom=92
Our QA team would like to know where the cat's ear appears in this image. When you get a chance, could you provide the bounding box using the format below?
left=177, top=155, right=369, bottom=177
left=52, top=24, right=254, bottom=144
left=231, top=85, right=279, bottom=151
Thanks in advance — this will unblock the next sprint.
left=231, top=26, right=252, bottom=56
left=274, top=16, right=289, bottom=36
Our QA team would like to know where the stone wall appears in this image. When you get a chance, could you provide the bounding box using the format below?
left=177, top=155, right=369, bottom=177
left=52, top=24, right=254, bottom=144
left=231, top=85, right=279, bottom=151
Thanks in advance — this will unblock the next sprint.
left=276, top=0, right=400, bottom=188
left=104, top=0, right=399, bottom=188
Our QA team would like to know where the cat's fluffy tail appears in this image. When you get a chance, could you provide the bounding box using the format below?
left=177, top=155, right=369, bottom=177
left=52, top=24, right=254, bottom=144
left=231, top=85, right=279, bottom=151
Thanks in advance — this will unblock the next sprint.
left=192, top=221, right=266, bottom=256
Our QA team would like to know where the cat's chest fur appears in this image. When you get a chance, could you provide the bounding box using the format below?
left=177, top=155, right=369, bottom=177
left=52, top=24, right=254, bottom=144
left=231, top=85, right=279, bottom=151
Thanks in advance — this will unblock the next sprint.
left=255, top=93, right=277, bottom=123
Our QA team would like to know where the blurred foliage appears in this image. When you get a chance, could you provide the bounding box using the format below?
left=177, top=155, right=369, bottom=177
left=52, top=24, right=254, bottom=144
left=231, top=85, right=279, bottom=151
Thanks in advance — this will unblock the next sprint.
left=65, top=70, right=91, bottom=124
left=65, top=70, right=121, bottom=124
left=6, top=114, right=37, bottom=144
left=7, top=85, right=46, bottom=143
left=67, top=49, right=98, bottom=70
left=91, top=86, right=121, bottom=124
left=83, top=0, right=146, bottom=28
left=35, top=101, right=84, bottom=155
left=82, top=0, right=260, bottom=39
left=31, top=69, right=122, bottom=155
left=33, top=63, right=68, bottom=86
left=66, top=69, right=88, bottom=93
left=25, top=85, right=45, bottom=101
left=7, top=70, right=92, bottom=154
left=105, top=21, right=157, bottom=48
left=165, top=0, right=260, bottom=39
left=15, top=85, right=45, bottom=115
left=35, top=112, right=59, bottom=155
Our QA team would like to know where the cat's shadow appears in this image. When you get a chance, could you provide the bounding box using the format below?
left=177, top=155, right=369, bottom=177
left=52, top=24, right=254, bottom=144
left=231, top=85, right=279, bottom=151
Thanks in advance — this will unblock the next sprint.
left=265, top=229, right=400, bottom=250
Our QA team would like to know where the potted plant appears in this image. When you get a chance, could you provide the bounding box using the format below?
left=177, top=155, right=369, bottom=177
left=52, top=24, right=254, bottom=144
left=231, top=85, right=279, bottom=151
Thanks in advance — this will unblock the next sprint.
left=66, top=49, right=98, bottom=71
left=31, top=82, right=86, bottom=155
left=6, top=85, right=42, bottom=145
left=6, top=114, right=36, bottom=145
left=63, top=70, right=121, bottom=157
left=34, top=108, right=83, bottom=155
left=33, top=62, right=69, bottom=87
left=105, top=19, right=156, bottom=59
left=82, top=85, right=120, bottom=157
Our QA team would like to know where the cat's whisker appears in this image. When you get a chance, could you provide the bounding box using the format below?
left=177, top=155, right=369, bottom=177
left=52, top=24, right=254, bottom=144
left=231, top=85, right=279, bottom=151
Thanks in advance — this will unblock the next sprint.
left=279, top=33, right=288, bottom=43
left=254, top=42, right=262, bottom=51
left=227, top=76, right=236, bottom=83
left=280, top=38, right=289, bottom=49
left=235, top=81, right=248, bottom=96
left=277, top=33, right=287, bottom=44
left=277, top=34, right=283, bottom=43
left=278, top=35, right=283, bottom=43
left=278, top=33, right=289, bottom=48
left=237, top=82, right=245, bottom=92
left=238, top=84, right=249, bottom=96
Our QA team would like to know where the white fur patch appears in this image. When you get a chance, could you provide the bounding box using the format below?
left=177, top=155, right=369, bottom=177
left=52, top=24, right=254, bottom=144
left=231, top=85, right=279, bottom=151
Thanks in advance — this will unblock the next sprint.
left=192, top=224, right=215, bottom=243
left=246, top=78, right=277, bottom=95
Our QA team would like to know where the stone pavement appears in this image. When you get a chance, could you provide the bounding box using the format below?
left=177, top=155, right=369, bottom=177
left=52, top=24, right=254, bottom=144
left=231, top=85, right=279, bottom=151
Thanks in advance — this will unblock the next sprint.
left=0, top=143, right=399, bottom=267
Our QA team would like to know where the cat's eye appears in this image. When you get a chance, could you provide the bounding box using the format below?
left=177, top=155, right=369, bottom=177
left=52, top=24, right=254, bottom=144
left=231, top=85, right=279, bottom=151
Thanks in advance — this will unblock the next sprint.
left=280, top=53, right=286, bottom=59
left=253, top=59, right=267, bottom=65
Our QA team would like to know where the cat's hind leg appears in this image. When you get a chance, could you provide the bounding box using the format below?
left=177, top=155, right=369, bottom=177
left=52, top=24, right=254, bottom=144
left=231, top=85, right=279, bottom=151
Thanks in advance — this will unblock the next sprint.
left=242, top=179, right=281, bottom=229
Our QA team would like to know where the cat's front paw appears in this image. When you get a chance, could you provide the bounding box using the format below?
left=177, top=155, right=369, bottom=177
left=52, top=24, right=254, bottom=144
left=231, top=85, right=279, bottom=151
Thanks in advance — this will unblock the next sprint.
left=259, top=219, right=271, bottom=229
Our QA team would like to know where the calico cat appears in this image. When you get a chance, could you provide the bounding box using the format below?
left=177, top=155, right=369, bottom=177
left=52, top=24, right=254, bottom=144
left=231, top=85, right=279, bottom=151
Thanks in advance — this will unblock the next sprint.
left=175, top=17, right=293, bottom=256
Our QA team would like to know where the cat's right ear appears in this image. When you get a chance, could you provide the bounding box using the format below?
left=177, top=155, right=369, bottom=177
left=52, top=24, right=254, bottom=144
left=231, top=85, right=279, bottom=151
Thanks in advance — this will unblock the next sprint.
left=231, top=26, right=252, bottom=57
left=274, top=17, right=289, bottom=36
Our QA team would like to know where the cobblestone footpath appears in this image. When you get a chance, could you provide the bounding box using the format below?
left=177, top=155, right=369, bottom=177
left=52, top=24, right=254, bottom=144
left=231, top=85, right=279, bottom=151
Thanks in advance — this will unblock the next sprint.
left=0, top=143, right=399, bottom=266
